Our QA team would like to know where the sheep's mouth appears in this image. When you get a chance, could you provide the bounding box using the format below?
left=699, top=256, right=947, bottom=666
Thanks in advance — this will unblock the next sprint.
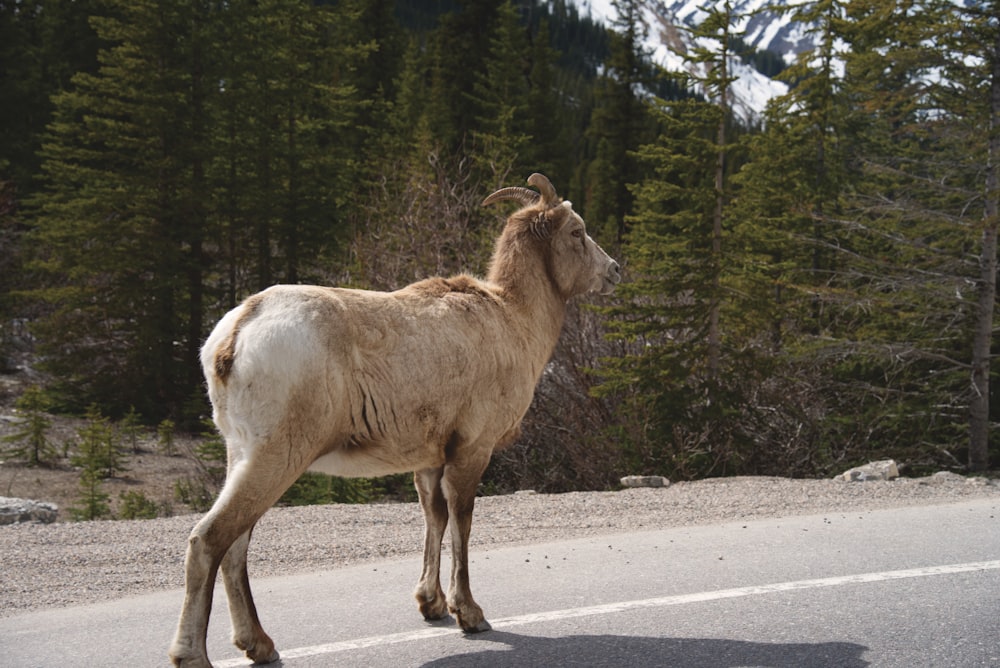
left=599, top=274, right=620, bottom=295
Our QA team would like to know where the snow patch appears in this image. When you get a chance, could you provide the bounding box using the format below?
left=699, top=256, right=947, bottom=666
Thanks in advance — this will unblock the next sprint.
left=573, top=0, right=823, bottom=121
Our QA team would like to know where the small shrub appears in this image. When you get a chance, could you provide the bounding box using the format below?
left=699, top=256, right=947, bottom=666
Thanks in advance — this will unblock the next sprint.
left=157, top=419, right=176, bottom=455
left=174, top=477, right=215, bottom=512
left=118, top=490, right=160, bottom=519
left=195, top=419, right=227, bottom=485
left=280, top=473, right=373, bottom=506
left=84, top=404, right=128, bottom=478
left=2, top=385, right=58, bottom=466
left=69, top=466, right=111, bottom=521
left=120, top=406, right=143, bottom=454
left=69, top=407, right=117, bottom=521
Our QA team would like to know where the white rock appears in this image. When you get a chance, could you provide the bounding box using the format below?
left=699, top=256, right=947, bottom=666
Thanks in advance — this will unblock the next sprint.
left=0, top=497, right=59, bottom=525
left=620, top=475, right=670, bottom=488
left=835, top=460, right=899, bottom=482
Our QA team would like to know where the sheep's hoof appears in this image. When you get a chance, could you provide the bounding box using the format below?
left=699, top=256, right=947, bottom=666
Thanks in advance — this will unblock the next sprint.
left=250, top=649, right=280, bottom=665
left=418, top=597, right=449, bottom=621
left=461, top=619, right=492, bottom=634
left=169, top=656, right=212, bottom=668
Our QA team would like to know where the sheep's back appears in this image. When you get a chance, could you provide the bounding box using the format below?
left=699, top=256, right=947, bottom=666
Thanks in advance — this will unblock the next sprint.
left=203, top=282, right=535, bottom=466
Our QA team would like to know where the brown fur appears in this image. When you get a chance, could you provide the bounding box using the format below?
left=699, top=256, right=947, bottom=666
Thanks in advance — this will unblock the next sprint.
left=213, top=292, right=264, bottom=383
left=169, top=175, right=619, bottom=668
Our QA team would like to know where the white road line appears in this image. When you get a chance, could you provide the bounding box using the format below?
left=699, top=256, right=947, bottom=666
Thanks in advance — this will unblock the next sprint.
left=214, top=560, right=1000, bottom=667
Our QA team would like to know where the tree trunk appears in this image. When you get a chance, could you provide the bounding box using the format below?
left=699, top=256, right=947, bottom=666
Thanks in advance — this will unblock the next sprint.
left=969, top=25, right=1000, bottom=472
left=708, top=34, right=728, bottom=379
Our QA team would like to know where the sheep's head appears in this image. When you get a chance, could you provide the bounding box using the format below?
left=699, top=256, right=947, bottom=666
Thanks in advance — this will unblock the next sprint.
left=484, top=174, right=621, bottom=299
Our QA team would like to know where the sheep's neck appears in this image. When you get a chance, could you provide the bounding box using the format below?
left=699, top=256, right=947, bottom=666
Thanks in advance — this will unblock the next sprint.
left=487, top=245, right=567, bottom=374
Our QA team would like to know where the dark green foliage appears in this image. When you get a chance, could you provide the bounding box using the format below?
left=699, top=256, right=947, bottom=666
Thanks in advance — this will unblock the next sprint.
left=280, top=473, right=374, bottom=506
left=468, top=0, right=533, bottom=184
left=594, top=3, right=768, bottom=480
left=84, top=404, right=128, bottom=478
left=195, top=419, right=227, bottom=486
left=23, top=0, right=369, bottom=420
left=0, top=0, right=102, bottom=191
left=2, top=385, right=57, bottom=466
left=157, top=419, right=176, bottom=456
left=174, top=477, right=215, bottom=513
left=119, top=406, right=143, bottom=454
left=118, top=490, right=162, bottom=520
left=70, top=465, right=111, bottom=521
left=583, top=0, right=659, bottom=244
left=278, top=472, right=418, bottom=505
left=69, top=406, right=118, bottom=520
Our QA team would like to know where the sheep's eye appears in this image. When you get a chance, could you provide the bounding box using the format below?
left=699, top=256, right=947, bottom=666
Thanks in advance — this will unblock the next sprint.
left=571, top=229, right=584, bottom=239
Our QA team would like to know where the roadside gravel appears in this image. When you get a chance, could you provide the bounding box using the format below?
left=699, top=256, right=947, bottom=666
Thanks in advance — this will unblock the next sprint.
left=2, top=474, right=999, bottom=617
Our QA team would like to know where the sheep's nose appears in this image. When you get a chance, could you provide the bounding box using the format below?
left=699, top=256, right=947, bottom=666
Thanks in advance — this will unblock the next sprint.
left=609, top=261, right=622, bottom=283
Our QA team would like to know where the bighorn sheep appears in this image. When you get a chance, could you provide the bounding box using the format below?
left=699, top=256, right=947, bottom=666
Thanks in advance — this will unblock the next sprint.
left=169, top=173, right=620, bottom=667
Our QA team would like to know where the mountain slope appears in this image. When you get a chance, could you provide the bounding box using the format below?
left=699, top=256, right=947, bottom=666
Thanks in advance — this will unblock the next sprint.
left=579, top=0, right=816, bottom=120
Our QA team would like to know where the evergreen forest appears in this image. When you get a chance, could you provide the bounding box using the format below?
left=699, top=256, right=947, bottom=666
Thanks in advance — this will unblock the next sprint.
left=1, top=0, right=998, bottom=498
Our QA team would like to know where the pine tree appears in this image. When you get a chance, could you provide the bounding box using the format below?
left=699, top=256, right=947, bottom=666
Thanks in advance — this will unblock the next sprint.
left=975, top=6, right=1000, bottom=472
left=0, top=0, right=102, bottom=191
left=119, top=406, right=143, bottom=454
left=469, top=1, right=533, bottom=186
left=684, top=0, right=742, bottom=376
left=2, top=385, right=57, bottom=466
left=207, top=0, right=366, bottom=295
left=29, top=0, right=219, bottom=419
left=735, top=0, right=855, bottom=340
left=598, top=97, right=751, bottom=478
left=157, top=419, right=176, bottom=456
left=935, top=0, right=1000, bottom=471
left=195, top=418, right=227, bottom=486
left=521, top=18, right=565, bottom=180
left=584, top=0, right=655, bottom=243
left=27, top=0, right=371, bottom=420
left=70, top=406, right=117, bottom=520
left=597, top=1, right=790, bottom=478
left=84, top=404, right=127, bottom=478
left=719, top=1, right=864, bottom=470
left=420, top=0, right=505, bottom=150
left=793, top=0, right=1000, bottom=469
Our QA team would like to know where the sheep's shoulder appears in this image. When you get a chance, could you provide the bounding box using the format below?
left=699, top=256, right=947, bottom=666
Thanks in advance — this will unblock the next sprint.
left=404, top=275, right=496, bottom=302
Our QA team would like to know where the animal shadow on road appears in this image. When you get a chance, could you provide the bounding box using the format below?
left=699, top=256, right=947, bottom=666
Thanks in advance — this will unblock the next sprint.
left=419, top=630, right=869, bottom=668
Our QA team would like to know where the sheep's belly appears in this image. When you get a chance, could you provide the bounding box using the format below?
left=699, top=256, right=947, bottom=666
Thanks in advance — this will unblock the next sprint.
left=308, top=447, right=441, bottom=478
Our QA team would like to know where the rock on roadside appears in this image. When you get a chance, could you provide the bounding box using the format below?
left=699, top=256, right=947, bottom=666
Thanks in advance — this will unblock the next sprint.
left=835, top=460, right=900, bottom=482
left=620, top=475, right=670, bottom=488
left=0, top=497, right=59, bottom=525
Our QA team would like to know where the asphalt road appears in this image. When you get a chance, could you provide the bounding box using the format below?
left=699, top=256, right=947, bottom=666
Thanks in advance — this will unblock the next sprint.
left=3, top=499, right=999, bottom=667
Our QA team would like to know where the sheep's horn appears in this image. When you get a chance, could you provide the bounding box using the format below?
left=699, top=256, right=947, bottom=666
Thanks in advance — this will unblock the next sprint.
left=482, top=186, right=540, bottom=208
left=527, top=173, right=559, bottom=206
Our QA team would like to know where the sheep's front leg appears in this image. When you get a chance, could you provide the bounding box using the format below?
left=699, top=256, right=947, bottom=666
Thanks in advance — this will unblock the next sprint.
left=414, top=467, right=449, bottom=620
left=442, top=452, right=492, bottom=633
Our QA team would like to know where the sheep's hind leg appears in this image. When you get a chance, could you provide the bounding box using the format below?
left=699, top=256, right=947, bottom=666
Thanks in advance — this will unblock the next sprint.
left=170, top=445, right=308, bottom=667
left=442, top=449, right=493, bottom=633
left=221, top=526, right=279, bottom=664
left=170, top=502, right=258, bottom=667
left=414, top=467, right=449, bottom=621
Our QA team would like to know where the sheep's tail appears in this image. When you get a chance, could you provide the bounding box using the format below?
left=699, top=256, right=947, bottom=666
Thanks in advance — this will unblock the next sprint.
left=213, top=293, right=264, bottom=383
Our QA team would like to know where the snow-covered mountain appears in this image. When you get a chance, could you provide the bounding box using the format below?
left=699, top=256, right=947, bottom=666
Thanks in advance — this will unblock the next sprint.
left=661, top=0, right=818, bottom=59
left=578, top=0, right=818, bottom=121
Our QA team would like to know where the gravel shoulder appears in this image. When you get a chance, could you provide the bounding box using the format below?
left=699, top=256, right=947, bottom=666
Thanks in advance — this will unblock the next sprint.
left=2, top=474, right=999, bottom=618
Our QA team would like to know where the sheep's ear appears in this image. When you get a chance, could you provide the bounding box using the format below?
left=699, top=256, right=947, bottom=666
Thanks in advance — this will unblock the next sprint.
left=529, top=202, right=570, bottom=239
left=529, top=212, right=551, bottom=239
